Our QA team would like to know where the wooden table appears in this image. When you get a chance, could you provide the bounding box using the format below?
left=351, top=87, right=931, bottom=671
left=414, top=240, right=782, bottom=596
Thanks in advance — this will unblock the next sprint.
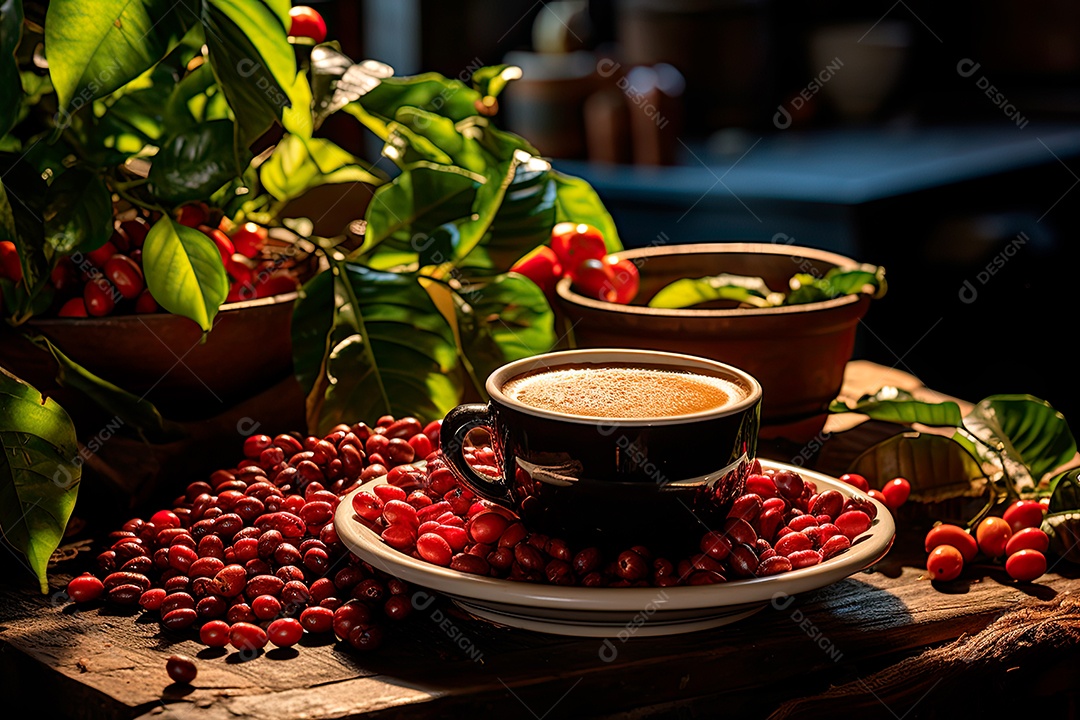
left=2, top=361, right=1078, bottom=720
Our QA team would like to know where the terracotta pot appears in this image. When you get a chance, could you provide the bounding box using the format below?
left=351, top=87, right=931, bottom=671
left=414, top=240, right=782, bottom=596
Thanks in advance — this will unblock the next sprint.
left=555, top=243, right=873, bottom=441
left=4, top=291, right=300, bottom=422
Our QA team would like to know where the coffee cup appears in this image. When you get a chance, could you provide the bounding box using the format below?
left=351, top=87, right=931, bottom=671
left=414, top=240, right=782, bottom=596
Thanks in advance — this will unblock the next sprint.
left=440, top=349, right=762, bottom=551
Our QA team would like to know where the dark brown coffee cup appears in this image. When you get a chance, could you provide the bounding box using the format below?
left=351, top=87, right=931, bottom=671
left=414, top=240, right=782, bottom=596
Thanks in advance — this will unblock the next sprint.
left=440, top=349, right=762, bottom=552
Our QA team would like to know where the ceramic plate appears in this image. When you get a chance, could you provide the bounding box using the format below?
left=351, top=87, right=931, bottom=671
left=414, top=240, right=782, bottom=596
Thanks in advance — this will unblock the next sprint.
left=334, top=460, right=895, bottom=637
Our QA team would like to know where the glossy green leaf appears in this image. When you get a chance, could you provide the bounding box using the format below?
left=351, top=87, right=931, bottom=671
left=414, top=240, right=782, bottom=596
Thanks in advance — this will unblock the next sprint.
left=356, top=73, right=482, bottom=133
left=1048, top=468, right=1080, bottom=513
left=43, top=166, right=113, bottom=256
left=480, top=157, right=557, bottom=272
left=1, top=0, right=23, bottom=137
left=148, top=120, right=250, bottom=205
left=310, top=45, right=393, bottom=129
left=847, top=432, right=988, bottom=503
left=787, top=265, right=887, bottom=304
left=162, top=61, right=216, bottom=130
left=648, top=274, right=784, bottom=309
left=357, top=162, right=482, bottom=261
left=553, top=171, right=622, bottom=252
left=201, top=0, right=311, bottom=145
left=95, top=58, right=183, bottom=144
left=0, top=366, right=80, bottom=593
left=453, top=272, right=555, bottom=391
left=828, top=387, right=965, bottom=427
left=142, top=216, right=229, bottom=332
left=783, top=275, right=831, bottom=305
left=454, top=155, right=531, bottom=260
left=470, top=64, right=522, bottom=100
left=294, top=262, right=461, bottom=433
left=475, top=121, right=540, bottom=162
left=1042, top=510, right=1080, bottom=565
left=45, top=0, right=194, bottom=117
left=961, top=395, right=1077, bottom=493
left=393, top=107, right=490, bottom=173
left=34, top=337, right=181, bottom=443
left=649, top=265, right=886, bottom=309
left=260, top=134, right=383, bottom=204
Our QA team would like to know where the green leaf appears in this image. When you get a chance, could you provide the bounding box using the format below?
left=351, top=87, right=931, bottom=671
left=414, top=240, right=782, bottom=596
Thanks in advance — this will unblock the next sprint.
left=471, top=64, right=522, bottom=100
left=148, top=119, right=251, bottom=205
left=356, top=73, right=482, bottom=133
left=784, top=275, right=831, bottom=305
left=201, top=0, right=312, bottom=145
left=0, top=366, right=80, bottom=593
left=448, top=154, right=527, bottom=266
left=259, top=134, right=383, bottom=204
left=648, top=274, right=784, bottom=309
left=43, top=166, right=113, bottom=255
left=961, top=395, right=1077, bottom=493
left=44, top=0, right=195, bottom=117
left=553, top=171, right=622, bottom=253
left=164, top=62, right=215, bottom=129
left=142, top=216, right=229, bottom=332
left=0, top=0, right=24, bottom=137
left=786, top=265, right=887, bottom=304
left=847, top=432, right=988, bottom=503
left=309, top=45, right=393, bottom=129
left=392, top=108, right=492, bottom=173
left=293, top=262, right=461, bottom=433
left=95, top=58, right=184, bottom=144
left=828, top=387, right=965, bottom=427
left=357, top=162, right=482, bottom=261
left=453, top=272, right=555, bottom=390
left=34, top=337, right=181, bottom=443
left=486, top=156, right=561, bottom=269
left=1042, top=510, right=1080, bottom=565
left=1048, top=468, right=1080, bottom=513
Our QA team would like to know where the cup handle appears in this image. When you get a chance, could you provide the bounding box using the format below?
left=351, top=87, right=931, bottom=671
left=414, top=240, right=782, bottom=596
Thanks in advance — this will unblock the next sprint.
left=440, top=403, right=514, bottom=506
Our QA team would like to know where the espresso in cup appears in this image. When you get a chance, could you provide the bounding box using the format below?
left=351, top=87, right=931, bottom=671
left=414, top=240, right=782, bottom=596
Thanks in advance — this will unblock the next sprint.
left=501, top=362, right=748, bottom=418
left=441, top=349, right=762, bottom=551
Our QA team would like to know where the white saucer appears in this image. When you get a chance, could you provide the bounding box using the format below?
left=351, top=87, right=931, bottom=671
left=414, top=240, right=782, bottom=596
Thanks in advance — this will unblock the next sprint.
left=334, top=460, right=895, bottom=637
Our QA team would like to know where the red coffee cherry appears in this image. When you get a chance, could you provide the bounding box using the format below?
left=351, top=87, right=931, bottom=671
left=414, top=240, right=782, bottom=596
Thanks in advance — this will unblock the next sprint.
left=166, top=654, right=197, bottom=684
left=67, top=573, right=105, bottom=603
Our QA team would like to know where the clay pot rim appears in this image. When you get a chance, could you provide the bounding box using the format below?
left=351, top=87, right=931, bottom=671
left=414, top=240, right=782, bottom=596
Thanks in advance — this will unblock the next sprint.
left=26, top=291, right=299, bottom=328
left=555, top=242, right=868, bottom=318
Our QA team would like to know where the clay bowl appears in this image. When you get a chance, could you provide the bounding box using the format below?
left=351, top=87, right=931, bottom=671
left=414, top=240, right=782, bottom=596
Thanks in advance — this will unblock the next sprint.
left=2, top=221, right=333, bottom=423
left=555, top=242, right=874, bottom=442
left=8, top=290, right=300, bottom=421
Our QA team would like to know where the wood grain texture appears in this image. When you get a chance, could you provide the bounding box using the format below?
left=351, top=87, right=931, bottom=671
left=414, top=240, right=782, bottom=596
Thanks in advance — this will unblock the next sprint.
left=3, top=530, right=1078, bottom=719
left=1, top=361, right=1077, bottom=719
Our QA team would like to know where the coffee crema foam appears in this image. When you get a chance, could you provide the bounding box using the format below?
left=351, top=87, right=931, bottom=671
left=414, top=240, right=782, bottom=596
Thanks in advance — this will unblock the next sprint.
left=501, top=364, right=745, bottom=418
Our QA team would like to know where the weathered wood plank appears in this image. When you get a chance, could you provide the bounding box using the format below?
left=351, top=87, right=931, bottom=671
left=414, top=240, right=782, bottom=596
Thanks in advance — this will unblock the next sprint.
left=2, top=361, right=1077, bottom=719
left=3, top=529, right=1076, bottom=720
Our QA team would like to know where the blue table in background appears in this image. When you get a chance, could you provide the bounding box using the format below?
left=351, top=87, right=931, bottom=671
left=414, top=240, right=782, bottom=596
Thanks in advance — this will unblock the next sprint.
left=554, top=122, right=1080, bottom=429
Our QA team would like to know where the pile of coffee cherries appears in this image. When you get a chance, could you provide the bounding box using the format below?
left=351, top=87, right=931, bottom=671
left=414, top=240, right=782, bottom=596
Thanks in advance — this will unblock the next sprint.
left=65, top=416, right=441, bottom=657
left=353, top=455, right=886, bottom=587
left=49, top=203, right=299, bottom=318
left=924, top=499, right=1050, bottom=583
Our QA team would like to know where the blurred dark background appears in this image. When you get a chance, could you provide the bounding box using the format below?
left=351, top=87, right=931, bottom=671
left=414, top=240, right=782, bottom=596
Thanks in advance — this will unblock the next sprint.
left=317, top=0, right=1080, bottom=423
